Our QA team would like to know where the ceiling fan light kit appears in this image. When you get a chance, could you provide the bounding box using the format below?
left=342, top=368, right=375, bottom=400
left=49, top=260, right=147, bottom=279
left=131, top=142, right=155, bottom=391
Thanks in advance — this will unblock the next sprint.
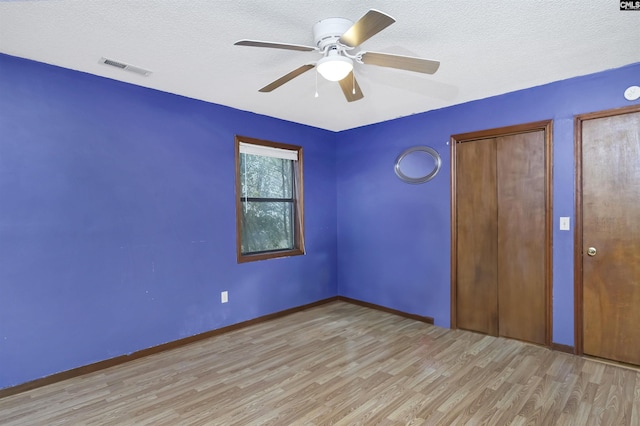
left=234, top=9, right=440, bottom=102
left=317, top=54, right=353, bottom=82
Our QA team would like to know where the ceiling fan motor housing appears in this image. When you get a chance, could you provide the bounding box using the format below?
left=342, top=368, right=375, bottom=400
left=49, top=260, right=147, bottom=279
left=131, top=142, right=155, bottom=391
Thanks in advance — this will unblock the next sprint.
left=313, top=17, right=353, bottom=50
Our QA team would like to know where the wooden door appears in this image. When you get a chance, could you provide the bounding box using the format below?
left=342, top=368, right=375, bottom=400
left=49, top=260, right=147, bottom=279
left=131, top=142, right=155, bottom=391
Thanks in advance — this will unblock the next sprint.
left=456, top=138, right=498, bottom=335
left=452, top=121, right=551, bottom=346
left=581, top=109, right=640, bottom=365
left=496, top=131, right=547, bottom=345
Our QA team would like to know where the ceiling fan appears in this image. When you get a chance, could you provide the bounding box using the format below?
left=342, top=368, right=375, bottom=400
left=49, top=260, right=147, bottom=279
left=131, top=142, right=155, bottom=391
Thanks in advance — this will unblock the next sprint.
left=234, top=9, right=440, bottom=102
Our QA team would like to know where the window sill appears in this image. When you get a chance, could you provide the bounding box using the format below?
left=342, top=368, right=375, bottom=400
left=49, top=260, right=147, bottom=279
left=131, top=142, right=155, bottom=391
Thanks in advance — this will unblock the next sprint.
left=237, top=248, right=305, bottom=264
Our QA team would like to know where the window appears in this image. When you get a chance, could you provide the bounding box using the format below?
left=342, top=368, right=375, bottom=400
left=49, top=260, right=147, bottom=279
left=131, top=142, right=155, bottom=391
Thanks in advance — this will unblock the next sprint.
left=235, top=136, right=304, bottom=263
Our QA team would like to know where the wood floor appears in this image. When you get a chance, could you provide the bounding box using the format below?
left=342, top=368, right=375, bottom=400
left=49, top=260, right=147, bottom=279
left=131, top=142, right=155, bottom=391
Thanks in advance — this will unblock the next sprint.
left=1, top=301, right=639, bottom=425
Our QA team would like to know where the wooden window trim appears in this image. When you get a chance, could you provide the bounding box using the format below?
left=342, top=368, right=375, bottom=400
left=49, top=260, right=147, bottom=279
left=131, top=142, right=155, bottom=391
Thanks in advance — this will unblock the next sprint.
left=235, top=135, right=305, bottom=263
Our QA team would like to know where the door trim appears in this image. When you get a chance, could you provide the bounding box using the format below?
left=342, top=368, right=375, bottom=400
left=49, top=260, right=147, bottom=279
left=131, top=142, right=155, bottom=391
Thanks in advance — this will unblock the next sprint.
left=450, top=120, right=553, bottom=346
left=574, top=104, right=640, bottom=356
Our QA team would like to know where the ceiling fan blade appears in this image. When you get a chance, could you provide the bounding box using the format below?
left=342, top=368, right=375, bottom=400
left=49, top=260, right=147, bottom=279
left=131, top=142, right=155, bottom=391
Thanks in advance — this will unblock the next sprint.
left=234, top=39, right=317, bottom=52
left=338, top=71, right=364, bottom=102
left=338, top=9, right=395, bottom=48
left=259, top=64, right=315, bottom=92
left=361, top=51, right=440, bottom=74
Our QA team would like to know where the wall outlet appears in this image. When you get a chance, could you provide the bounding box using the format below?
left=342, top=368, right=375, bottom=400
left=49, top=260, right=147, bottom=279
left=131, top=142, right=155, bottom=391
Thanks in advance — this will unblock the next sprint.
left=221, top=291, right=228, bottom=303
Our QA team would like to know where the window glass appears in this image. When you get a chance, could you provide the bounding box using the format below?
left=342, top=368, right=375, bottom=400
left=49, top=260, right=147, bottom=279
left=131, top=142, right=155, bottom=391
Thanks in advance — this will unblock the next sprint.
left=240, top=154, right=293, bottom=199
left=240, top=200, right=293, bottom=253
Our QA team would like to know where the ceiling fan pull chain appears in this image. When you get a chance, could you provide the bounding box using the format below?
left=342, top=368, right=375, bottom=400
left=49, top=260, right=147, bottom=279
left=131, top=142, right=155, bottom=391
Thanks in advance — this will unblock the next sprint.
left=315, top=68, right=319, bottom=98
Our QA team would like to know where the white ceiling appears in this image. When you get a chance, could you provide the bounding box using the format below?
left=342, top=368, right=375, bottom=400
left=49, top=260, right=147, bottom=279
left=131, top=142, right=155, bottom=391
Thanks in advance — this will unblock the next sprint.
left=1, top=1, right=639, bottom=132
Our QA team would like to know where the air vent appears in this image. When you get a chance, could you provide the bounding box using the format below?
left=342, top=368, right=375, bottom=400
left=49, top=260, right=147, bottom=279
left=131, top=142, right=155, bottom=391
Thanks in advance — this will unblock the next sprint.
left=99, top=57, right=152, bottom=76
left=102, top=58, right=127, bottom=69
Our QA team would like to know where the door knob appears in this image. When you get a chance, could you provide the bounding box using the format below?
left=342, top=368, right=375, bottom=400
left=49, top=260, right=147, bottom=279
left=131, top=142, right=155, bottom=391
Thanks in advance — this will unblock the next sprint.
left=587, top=247, right=597, bottom=257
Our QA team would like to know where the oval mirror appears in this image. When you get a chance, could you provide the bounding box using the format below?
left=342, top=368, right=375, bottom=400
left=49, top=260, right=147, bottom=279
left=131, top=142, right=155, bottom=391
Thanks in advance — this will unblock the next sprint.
left=394, top=146, right=441, bottom=184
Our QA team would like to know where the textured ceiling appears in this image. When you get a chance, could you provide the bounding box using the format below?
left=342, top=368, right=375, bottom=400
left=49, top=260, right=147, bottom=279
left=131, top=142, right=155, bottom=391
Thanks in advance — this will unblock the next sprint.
left=1, top=1, right=639, bottom=131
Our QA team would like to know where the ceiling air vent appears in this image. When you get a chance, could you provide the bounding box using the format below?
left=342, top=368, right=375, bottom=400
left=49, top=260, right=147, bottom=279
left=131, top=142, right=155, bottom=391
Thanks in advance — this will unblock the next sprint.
left=99, top=57, right=152, bottom=76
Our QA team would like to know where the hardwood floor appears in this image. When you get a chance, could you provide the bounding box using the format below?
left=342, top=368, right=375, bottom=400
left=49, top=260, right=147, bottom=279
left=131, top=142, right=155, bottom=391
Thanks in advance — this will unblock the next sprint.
left=1, top=301, right=639, bottom=425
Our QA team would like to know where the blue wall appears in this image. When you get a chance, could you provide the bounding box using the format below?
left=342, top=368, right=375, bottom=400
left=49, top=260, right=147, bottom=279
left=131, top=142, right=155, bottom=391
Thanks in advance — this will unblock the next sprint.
left=0, top=54, right=338, bottom=389
left=336, top=62, right=640, bottom=346
left=2, top=51, right=639, bottom=390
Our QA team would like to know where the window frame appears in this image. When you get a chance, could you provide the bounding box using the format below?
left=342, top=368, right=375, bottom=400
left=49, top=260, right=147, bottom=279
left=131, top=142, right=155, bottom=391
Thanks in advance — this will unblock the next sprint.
left=234, top=135, right=305, bottom=263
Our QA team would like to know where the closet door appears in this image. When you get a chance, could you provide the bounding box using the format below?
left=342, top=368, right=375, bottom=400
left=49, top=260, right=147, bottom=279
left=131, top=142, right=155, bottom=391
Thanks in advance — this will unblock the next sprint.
left=452, top=122, right=550, bottom=346
left=455, top=138, right=498, bottom=335
left=496, top=131, right=547, bottom=345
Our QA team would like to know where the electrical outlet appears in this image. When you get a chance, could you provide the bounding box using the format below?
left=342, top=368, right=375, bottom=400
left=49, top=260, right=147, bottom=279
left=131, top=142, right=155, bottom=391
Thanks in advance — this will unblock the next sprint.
left=221, top=291, right=228, bottom=303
